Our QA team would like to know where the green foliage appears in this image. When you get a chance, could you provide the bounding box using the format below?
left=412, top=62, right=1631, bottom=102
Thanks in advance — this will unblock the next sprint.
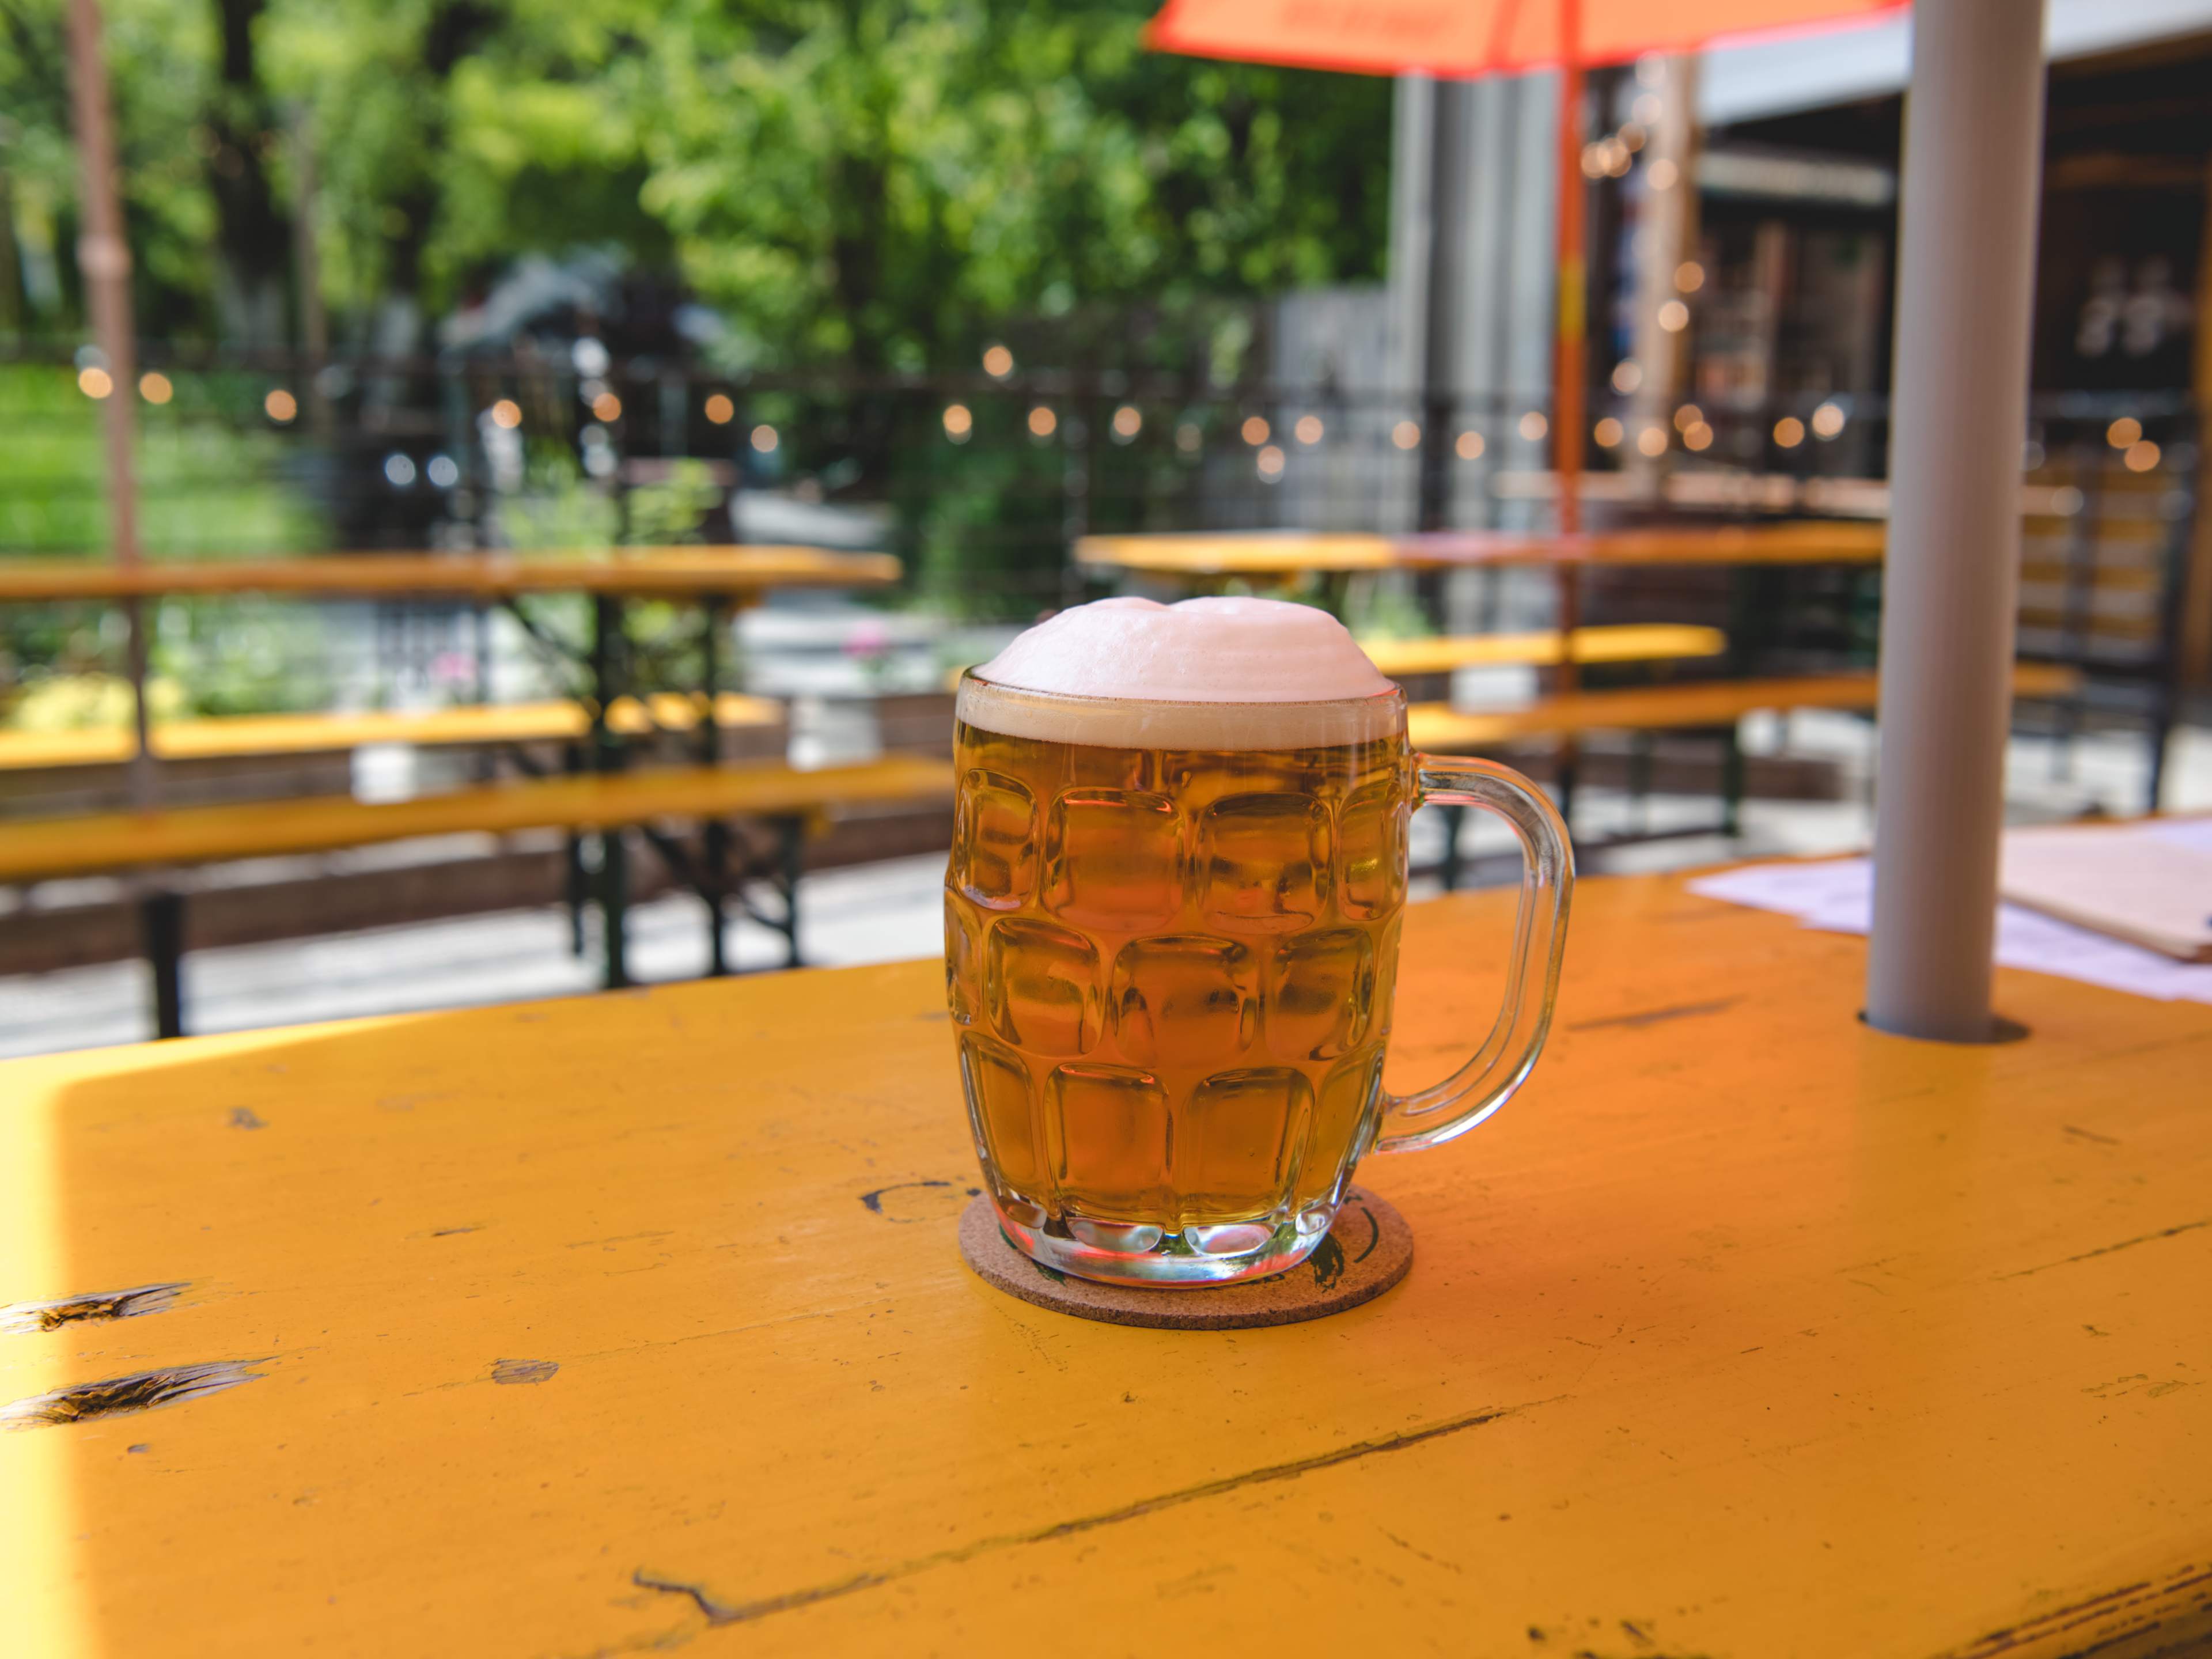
left=4, top=0, right=1391, bottom=365
left=0, top=362, right=328, bottom=717
left=0, top=365, right=324, bottom=555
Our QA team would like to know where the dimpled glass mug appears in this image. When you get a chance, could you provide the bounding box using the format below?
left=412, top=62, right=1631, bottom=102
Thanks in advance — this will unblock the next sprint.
left=943, top=599, right=1573, bottom=1287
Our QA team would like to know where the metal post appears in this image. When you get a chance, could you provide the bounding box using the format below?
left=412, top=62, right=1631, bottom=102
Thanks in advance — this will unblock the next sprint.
left=141, top=892, right=185, bottom=1040
left=700, top=597, right=731, bottom=976
left=1865, top=0, right=2048, bottom=1043
left=590, top=596, right=631, bottom=990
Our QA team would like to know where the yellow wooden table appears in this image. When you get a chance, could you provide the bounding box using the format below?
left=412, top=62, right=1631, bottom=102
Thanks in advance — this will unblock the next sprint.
left=4, top=865, right=2207, bottom=1657
left=1077, top=522, right=1887, bottom=579
left=0, top=546, right=901, bottom=601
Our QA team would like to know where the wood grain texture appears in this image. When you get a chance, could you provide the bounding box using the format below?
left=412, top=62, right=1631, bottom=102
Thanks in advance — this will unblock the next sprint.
left=1407, top=663, right=2081, bottom=748
left=1, top=870, right=2207, bottom=1658
left=0, top=547, right=900, bottom=601
left=0, top=694, right=783, bottom=772
left=1077, top=521, right=1888, bottom=576
left=0, top=755, right=953, bottom=878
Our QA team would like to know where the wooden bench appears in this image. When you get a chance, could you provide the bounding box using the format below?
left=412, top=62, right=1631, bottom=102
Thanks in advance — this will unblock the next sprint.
left=942, top=623, right=1726, bottom=692
left=0, top=756, right=953, bottom=1040
left=1358, top=623, right=1725, bottom=678
left=0, top=693, right=785, bottom=771
left=1408, top=662, right=2082, bottom=884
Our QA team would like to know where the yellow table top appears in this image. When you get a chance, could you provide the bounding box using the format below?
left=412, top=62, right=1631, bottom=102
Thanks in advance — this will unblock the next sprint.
left=0, top=546, right=901, bottom=602
left=1077, top=521, right=1887, bottom=576
left=3, top=866, right=2207, bottom=1656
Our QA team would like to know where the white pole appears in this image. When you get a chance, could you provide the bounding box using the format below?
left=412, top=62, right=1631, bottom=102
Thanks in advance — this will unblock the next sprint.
left=1865, top=0, right=2048, bottom=1042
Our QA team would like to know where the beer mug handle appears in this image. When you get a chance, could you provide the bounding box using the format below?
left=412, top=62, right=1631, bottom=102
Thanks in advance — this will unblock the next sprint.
left=1374, top=756, right=1574, bottom=1154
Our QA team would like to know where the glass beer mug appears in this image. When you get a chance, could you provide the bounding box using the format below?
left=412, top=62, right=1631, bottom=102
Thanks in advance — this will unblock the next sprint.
left=944, top=601, right=1573, bottom=1287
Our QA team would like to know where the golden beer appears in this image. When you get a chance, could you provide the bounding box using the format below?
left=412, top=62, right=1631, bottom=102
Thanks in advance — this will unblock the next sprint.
left=946, top=676, right=1411, bottom=1283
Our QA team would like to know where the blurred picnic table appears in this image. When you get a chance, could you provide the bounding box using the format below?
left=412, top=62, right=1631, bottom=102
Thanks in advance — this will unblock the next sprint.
left=3, top=851, right=2206, bottom=1656
left=0, top=546, right=902, bottom=601
left=1075, top=521, right=1887, bottom=581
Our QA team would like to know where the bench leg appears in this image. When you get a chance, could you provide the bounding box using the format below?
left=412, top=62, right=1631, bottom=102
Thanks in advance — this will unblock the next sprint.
left=1437, top=804, right=1466, bottom=893
left=1628, top=731, right=1654, bottom=835
left=1720, top=728, right=1746, bottom=839
left=142, top=891, right=185, bottom=1041
left=702, top=820, right=732, bottom=978
left=775, top=816, right=805, bottom=969
left=565, top=832, right=589, bottom=955
left=600, top=830, right=630, bottom=990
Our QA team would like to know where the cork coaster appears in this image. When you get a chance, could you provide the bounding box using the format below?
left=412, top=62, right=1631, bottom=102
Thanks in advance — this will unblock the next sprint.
left=957, top=1187, right=1412, bottom=1330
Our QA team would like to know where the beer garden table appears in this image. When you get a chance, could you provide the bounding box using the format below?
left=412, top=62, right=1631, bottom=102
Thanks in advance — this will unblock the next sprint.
left=1075, top=522, right=1889, bottom=581
left=3, top=858, right=2206, bottom=1656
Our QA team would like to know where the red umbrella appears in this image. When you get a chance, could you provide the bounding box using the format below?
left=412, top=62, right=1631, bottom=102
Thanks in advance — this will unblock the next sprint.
left=1146, top=0, right=1908, bottom=532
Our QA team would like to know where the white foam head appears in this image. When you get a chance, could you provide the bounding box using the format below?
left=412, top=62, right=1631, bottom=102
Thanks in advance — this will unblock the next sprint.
left=960, top=597, right=1403, bottom=750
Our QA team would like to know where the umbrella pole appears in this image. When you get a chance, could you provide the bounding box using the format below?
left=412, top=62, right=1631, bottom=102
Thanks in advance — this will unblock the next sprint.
left=1552, top=7, right=1585, bottom=544
left=65, top=0, right=153, bottom=814
left=1865, top=0, right=2048, bottom=1041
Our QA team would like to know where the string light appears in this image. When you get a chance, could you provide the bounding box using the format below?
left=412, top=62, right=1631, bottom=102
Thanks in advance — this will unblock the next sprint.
left=1773, top=416, right=1806, bottom=448
left=1683, top=421, right=1714, bottom=452
left=1295, top=414, right=1324, bottom=445
left=1176, top=422, right=1202, bottom=454
left=490, top=399, right=522, bottom=429
left=1811, top=402, right=1846, bottom=439
left=264, top=388, right=297, bottom=422
left=138, top=372, right=173, bottom=404
left=592, top=391, right=622, bottom=422
left=704, top=393, right=735, bottom=425
left=1657, top=300, right=1689, bottom=333
left=1455, top=430, right=1484, bottom=460
left=1594, top=417, right=1624, bottom=448
left=982, top=344, right=1014, bottom=378
left=943, top=403, right=973, bottom=441
left=77, top=366, right=113, bottom=399
left=751, top=424, right=778, bottom=453
left=1241, top=415, right=1270, bottom=446
left=1674, top=403, right=1703, bottom=433
left=1611, top=360, right=1643, bottom=395
left=1636, top=425, right=1668, bottom=457
left=1518, top=411, right=1548, bottom=442
left=2106, top=416, right=2141, bottom=449
left=1112, top=404, right=1143, bottom=440
left=1257, top=444, right=1285, bottom=480
left=1028, top=405, right=1057, bottom=438
left=2124, top=440, right=2160, bottom=472
left=1647, top=159, right=1679, bottom=191
left=1391, top=420, right=1421, bottom=450
left=1675, top=261, right=1705, bottom=293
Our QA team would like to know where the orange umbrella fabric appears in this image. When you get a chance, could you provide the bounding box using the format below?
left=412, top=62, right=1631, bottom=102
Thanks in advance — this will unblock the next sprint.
left=1145, top=0, right=1907, bottom=75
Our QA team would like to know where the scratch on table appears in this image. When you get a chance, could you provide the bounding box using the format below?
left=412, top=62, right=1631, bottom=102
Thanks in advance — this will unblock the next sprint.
left=1569, top=998, right=1739, bottom=1032
left=1, top=1281, right=188, bottom=1334
left=1927, top=1559, right=2212, bottom=1658
left=2, top=1359, right=264, bottom=1429
left=630, top=1395, right=1556, bottom=1628
left=1996, top=1218, right=2211, bottom=1280
left=228, top=1107, right=267, bottom=1130
left=2060, top=1124, right=2121, bottom=1146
